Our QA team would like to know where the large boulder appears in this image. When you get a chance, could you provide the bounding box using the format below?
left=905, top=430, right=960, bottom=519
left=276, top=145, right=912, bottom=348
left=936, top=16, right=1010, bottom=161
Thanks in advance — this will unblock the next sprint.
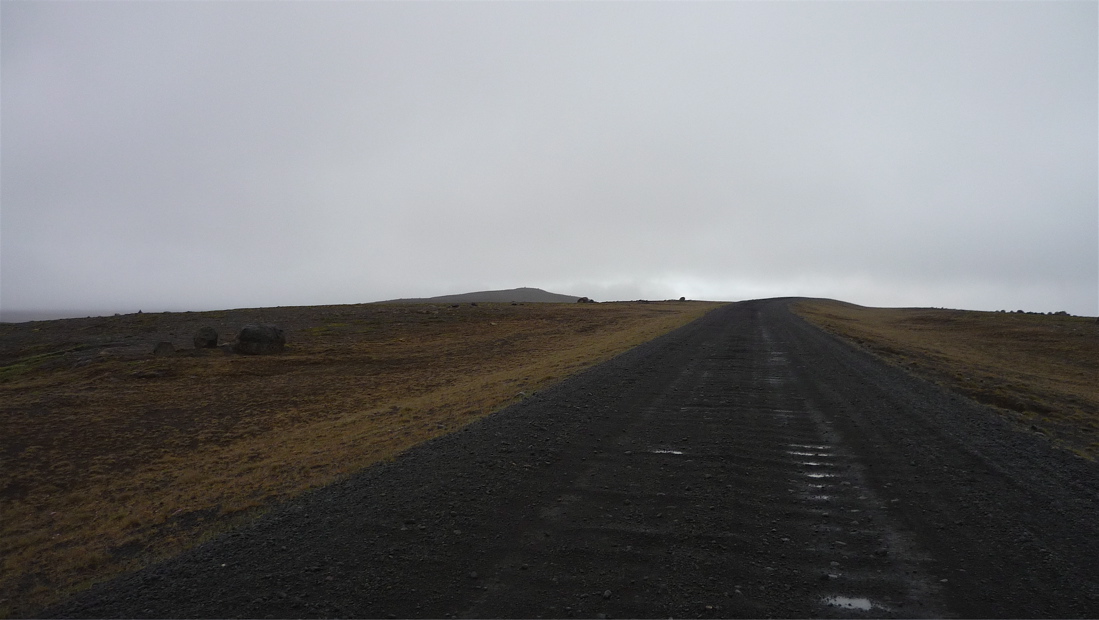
left=153, top=341, right=175, bottom=357
left=193, top=327, right=219, bottom=349
left=235, top=324, right=286, bottom=355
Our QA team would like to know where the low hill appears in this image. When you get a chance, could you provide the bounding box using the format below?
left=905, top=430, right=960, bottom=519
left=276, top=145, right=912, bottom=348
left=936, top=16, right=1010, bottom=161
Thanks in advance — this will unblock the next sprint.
left=383, top=287, right=585, bottom=304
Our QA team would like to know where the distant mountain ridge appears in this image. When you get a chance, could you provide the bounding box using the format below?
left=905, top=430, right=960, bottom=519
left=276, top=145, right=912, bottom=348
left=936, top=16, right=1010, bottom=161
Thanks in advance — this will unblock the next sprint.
left=383, top=287, right=584, bottom=304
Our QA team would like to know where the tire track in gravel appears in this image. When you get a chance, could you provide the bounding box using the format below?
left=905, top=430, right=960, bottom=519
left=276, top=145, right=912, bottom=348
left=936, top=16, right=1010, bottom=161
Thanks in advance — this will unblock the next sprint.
left=44, top=299, right=1099, bottom=618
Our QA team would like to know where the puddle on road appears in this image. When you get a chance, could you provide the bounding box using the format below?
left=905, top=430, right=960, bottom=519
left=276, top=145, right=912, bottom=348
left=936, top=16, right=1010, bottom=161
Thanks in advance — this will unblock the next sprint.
left=804, top=472, right=837, bottom=478
left=823, top=595, right=875, bottom=611
left=788, top=443, right=832, bottom=451
left=797, top=460, right=831, bottom=467
left=650, top=449, right=685, bottom=455
left=787, top=450, right=828, bottom=457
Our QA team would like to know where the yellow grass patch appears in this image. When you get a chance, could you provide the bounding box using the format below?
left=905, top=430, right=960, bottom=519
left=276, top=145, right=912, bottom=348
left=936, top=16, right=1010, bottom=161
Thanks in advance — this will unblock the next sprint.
left=793, top=299, right=1098, bottom=459
left=0, top=301, right=722, bottom=616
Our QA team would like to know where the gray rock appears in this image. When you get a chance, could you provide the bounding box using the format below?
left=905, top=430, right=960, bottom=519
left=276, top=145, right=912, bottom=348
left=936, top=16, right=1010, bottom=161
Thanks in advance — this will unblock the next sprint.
left=193, top=327, right=219, bottom=349
left=235, top=324, right=286, bottom=355
left=153, top=342, right=175, bottom=356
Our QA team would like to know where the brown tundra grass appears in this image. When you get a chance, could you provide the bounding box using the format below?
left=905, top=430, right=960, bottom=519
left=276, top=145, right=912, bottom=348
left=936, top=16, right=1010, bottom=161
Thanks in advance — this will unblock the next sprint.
left=793, top=299, right=1099, bottom=459
left=0, top=300, right=722, bottom=617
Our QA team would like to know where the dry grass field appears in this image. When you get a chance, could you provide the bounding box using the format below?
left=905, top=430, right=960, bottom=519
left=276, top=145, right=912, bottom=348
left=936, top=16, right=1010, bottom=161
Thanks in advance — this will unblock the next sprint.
left=793, top=299, right=1099, bottom=459
left=0, top=300, right=722, bottom=617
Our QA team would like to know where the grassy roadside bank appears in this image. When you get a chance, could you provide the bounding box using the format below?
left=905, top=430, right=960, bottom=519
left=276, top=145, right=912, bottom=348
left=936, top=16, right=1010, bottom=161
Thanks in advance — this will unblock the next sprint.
left=792, top=299, right=1098, bottom=460
left=0, top=300, right=723, bottom=617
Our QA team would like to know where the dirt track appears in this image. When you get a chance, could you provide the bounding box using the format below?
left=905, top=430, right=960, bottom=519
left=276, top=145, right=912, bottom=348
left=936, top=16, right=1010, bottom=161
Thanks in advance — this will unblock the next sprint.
left=45, top=299, right=1099, bottom=618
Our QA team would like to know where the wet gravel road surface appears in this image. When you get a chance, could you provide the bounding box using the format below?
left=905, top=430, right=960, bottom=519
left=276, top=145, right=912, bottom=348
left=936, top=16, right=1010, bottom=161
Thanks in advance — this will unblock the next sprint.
left=46, top=299, right=1099, bottom=618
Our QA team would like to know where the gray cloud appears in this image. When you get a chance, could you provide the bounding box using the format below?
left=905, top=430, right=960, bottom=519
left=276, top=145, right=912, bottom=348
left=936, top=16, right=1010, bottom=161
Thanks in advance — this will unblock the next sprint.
left=2, top=1, right=1095, bottom=318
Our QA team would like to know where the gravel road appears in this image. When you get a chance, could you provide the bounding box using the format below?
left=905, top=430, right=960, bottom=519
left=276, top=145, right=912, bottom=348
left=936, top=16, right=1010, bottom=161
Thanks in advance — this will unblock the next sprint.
left=45, top=299, right=1099, bottom=618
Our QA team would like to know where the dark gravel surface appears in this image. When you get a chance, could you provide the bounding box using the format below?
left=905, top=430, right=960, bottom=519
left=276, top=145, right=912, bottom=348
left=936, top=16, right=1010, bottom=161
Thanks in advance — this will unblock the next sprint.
left=44, top=299, right=1099, bottom=618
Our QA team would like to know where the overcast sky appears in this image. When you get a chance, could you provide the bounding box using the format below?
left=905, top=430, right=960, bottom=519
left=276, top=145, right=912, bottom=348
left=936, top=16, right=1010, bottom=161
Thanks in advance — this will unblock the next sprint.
left=2, top=1, right=1096, bottom=320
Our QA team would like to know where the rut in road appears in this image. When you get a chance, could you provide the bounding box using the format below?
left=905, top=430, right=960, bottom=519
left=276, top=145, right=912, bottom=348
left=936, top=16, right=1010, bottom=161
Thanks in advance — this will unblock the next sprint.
left=46, top=300, right=1099, bottom=619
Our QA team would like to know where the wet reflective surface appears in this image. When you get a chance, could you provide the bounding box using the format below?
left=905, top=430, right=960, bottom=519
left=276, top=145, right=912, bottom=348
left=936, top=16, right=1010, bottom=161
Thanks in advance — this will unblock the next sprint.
left=823, top=595, right=875, bottom=611
left=788, top=443, right=832, bottom=450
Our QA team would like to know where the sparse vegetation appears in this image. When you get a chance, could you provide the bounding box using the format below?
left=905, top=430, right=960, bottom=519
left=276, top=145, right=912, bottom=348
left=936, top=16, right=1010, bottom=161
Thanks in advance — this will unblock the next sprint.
left=0, top=300, right=722, bottom=617
left=793, top=299, right=1099, bottom=459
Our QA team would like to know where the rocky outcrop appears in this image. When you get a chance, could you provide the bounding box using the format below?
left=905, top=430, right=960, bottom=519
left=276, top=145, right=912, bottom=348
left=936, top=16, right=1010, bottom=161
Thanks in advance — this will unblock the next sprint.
left=235, top=324, right=286, bottom=355
left=193, top=327, right=219, bottom=349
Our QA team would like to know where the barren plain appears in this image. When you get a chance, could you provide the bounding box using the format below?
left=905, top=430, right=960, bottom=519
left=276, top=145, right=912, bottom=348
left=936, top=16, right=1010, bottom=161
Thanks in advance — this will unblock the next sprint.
left=37, top=299, right=1099, bottom=618
left=1, top=300, right=719, bottom=616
